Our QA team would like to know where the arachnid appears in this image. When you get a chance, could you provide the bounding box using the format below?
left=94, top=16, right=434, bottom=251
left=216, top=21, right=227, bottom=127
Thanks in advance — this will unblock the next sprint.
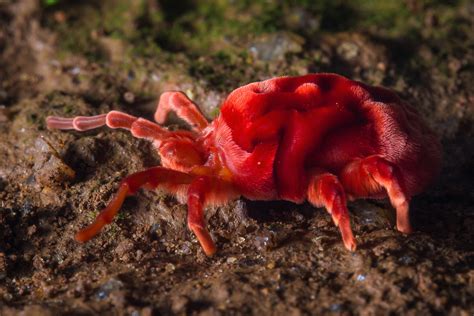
left=46, top=73, right=442, bottom=255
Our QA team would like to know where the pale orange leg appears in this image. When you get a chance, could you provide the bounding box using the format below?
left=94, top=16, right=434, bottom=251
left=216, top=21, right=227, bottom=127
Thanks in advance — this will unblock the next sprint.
left=75, top=167, right=194, bottom=242
left=155, top=91, right=208, bottom=132
left=187, top=176, right=216, bottom=256
left=47, top=110, right=200, bottom=148
left=46, top=111, right=136, bottom=131
left=308, top=173, right=357, bottom=251
left=47, top=110, right=170, bottom=141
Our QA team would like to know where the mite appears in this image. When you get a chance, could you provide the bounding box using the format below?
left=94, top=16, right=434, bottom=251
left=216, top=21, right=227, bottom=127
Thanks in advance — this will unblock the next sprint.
left=46, top=73, right=442, bottom=255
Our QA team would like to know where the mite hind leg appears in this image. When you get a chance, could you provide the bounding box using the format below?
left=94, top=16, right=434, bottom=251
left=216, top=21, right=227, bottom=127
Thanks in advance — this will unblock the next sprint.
left=340, top=156, right=412, bottom=234
left=308, top=172, right=357, bottom=251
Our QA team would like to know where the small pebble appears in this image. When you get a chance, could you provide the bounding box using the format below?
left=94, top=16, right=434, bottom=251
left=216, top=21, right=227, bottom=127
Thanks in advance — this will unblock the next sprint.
left=124, top=92, right=135, bottom=104
left=399, top=255, right=415, bottom=265
left=20, top=201, right=34, bottom=215
left=254, top=235, right=270, bottom=250
left=95, top=278, right=124, bottom=301
left=248, top=32, right=304, bottom=61
left=337, top=41, right=359, bottom=61
left=70, top=66, right=81, bottom=75
left=150, top=223, right=163, bottom=237
left=266, top=261, right=276, bottom=269
left=226, top=257, right=237, bottom=264
left=115, top=240, right=134, bottom=261
left=330, top=304, right=342, bottom=312
left=254, top=228, right=279, bottom=250
left=165, top=263, right=176, bottom=273
left=27, top=225, right=37, bottom=236
left=33, top=137, right=75, bottom=187
left=178, top=241, right=193, bottom=255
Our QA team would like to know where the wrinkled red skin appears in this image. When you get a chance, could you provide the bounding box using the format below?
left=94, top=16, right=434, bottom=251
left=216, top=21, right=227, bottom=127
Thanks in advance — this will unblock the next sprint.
left=216, top=74, right=441, bottom=202
left=46, top=73, right=442, bottom=255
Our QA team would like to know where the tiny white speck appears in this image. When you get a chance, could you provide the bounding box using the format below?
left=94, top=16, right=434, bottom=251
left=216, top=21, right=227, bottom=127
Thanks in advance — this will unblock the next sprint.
left=70, top=67, right=81, bottom=75
left=356, top=274, right=366, bottom=281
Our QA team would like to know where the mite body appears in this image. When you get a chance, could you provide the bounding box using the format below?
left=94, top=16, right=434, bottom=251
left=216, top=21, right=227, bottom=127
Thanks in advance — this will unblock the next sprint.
left=47, top=73, right=442, bottom=255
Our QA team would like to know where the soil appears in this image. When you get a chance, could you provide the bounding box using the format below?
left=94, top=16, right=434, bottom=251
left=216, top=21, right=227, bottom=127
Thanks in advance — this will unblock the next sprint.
left=0, top=1, right=473, bottom=315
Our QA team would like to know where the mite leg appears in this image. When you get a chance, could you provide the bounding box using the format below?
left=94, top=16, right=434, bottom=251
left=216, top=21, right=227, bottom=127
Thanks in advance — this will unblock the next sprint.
left=47, top=111, right=170, bottom=141
left=308, top=172, right=357, bottom=251
left=340, top=156, right=412, bottom=234
left=47, top=111, right=135, bottom=131
left=187, top=176, right=217, bottom=256
left=75, top=167, right=194, bottom=242
left=155, top=91, right=208, bottom=132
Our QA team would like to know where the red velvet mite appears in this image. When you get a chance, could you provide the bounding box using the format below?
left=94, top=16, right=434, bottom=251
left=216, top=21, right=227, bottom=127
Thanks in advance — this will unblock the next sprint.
left=46, top=73, right=442, bottom=255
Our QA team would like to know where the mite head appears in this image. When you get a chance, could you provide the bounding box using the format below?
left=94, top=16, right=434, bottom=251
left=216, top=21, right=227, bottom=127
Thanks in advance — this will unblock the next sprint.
left=156, top=136, right=208, bottom=173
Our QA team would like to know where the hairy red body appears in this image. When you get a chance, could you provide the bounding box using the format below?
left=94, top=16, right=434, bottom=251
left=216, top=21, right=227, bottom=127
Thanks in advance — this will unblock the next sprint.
left=46, top=73, right=442, bottom=255
left=217, top=74, right=440, bottom=200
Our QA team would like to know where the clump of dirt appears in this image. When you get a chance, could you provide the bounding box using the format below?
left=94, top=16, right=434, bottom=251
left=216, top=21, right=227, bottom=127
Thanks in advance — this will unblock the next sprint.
left=0, top=1, right=473, bottom=315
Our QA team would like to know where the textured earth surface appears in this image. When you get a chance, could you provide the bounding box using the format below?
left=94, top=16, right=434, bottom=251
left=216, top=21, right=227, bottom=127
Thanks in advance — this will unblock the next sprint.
left=0, top=1, right=473, bottom=315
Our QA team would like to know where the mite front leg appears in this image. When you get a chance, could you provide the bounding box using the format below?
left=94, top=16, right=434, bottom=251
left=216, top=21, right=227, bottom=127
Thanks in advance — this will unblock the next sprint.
left=187, top=176, right=216, bottom=256
left=47, top=111, right=137, bottom=131
left=47, top=110, right=171, bottom=141
left=155, top=91, right=209, bottom=132
left=75, top=167, right=193, bottom=242
left=340, top=156, right=412, bottom=234
left=308, top=173, right=357, bottom=251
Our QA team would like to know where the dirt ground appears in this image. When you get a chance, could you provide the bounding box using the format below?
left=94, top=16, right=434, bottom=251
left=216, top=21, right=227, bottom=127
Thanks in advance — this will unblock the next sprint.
left=0, top=1, right=473, bottom=315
